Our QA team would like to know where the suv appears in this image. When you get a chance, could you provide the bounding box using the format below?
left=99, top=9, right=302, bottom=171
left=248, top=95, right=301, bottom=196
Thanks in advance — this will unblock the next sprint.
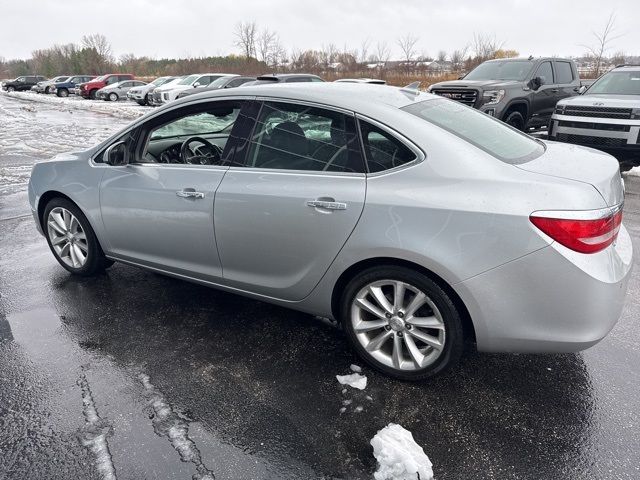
left=53, top=75, right=95, bottom=97
left=32, top=76, right=70, bottom=93
left=428, top=58, right=581, bottom=130
left=78, top=74, right=134, bottom=99
left=549, top=65, right=640, bottom=167
left=126, top=76, right=178, bottom=105
left=2, top=75, right=47, bottom=92
left=176, top=75, right=256, bottom=99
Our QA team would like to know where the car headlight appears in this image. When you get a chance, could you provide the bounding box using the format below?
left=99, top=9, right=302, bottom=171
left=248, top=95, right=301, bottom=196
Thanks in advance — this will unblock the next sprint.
left=554, top=104, right=566, bottom=115
left=482, top=89, right=505, bottom=105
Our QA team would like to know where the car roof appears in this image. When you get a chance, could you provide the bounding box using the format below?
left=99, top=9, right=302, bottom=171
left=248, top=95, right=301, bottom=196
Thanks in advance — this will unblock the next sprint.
left=172, top=82, right=433, bottom=115
left=613, top=65, right=640, bottom=72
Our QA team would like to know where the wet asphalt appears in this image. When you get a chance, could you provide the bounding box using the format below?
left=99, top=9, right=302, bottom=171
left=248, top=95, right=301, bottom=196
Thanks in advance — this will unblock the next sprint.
left=1, top=93, right=640, bottom=480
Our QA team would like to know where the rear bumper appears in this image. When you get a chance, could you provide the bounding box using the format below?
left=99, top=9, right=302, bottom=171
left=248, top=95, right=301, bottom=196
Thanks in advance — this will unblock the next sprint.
left=456, top=225, right=633, bottom=353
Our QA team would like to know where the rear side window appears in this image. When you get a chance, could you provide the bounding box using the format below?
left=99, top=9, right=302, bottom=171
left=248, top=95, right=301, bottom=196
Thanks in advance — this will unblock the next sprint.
left=536, top=61, right=554, bottom=84
left=555, top=62, right=574, bottom=84
left=358, top=120, right=417, bottom=173
left=245, top=101, right=364, bottom=173
left=402, top=98, right=544, bottom=164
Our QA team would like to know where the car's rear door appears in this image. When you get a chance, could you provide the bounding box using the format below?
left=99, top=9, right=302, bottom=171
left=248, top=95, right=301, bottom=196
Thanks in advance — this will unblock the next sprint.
left=530, top=60, right=557, bottom=125
left=98, top=98, right=255, bottom=281
left=553, top=60, right=580, bottom=101
left=214, top=99, right=367, bottom=301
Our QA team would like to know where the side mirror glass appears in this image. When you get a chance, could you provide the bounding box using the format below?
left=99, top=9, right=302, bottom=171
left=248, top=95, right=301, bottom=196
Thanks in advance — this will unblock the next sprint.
left=578, top=85, right=587, bottom=95
left=104, top=141, right=129, bottom=166
left=530, top=76, right=544, bottom=90
left=193, top=82, right=201, bottom=87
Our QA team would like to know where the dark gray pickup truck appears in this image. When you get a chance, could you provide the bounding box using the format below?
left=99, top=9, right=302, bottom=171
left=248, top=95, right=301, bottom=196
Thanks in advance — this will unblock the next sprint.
left=428, top=57, right=581, bottom=130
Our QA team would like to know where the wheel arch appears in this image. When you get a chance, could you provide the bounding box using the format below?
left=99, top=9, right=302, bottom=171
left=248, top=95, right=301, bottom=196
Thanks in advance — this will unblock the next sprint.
left=330, top=257, right=476, bottom=343
left=502, top=100, right=529, bottom=122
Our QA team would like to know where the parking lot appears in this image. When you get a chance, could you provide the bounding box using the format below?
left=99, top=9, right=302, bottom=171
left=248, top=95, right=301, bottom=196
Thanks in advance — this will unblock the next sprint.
left=1, top=91, right=640, bottom=479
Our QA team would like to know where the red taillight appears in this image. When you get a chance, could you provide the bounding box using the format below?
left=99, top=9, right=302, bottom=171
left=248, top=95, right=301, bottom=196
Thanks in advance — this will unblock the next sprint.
left=530, top=207, right=622, bottom=254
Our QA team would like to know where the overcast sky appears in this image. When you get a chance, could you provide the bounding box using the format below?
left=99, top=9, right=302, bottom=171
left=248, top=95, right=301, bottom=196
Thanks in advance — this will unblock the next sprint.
left=1, top=0, right=639, bottom=61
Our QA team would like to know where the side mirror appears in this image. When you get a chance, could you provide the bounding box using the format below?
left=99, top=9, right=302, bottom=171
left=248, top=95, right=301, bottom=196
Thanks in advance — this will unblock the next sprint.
left=578, top=85, right=587, bottom=95
left=193, top=82, right=201, bottom=88
left=530, top=76, right=544, bottom=90
left=104, top=141, right=129, bottom=166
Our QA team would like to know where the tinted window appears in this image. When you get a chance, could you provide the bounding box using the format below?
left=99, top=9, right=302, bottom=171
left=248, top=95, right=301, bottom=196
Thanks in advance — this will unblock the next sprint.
left=358, top=121, right=417, bottom=173
left=118, top=75, right=131, bottom=82
left=555, top=62, right=574, bottom=84
left=286, top=77, right=312, bottom=83
left=106, top=76, right=117, bottom=85
left=245, top=101, right=364, bottom=173
left=228, top=77, right=252, bottom=87
left=464, top=61, right=533, bottom=81
left=536, top=62, right=554, bottom=84
left=402, top=98, right=544, bottom=164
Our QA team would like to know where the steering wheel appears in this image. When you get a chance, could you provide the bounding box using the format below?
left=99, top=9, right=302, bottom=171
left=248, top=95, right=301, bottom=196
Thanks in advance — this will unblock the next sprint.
left=180, top=136, right=222, bottom=165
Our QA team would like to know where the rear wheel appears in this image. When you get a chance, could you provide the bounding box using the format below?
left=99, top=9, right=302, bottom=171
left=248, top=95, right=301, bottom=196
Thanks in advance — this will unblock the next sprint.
left=43, top=198, right=113, bottom=276
left=503, top=110, right=525, bottom=131
left=57, top=88, right=69, bottom=97
left=341, top=266, right=464, bottom=380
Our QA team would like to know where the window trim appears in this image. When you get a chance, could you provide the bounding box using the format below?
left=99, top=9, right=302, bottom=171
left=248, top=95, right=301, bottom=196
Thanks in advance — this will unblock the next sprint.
left=355, top=114, right=425, bottom=177
left=230, top=97, right=367, bottom=177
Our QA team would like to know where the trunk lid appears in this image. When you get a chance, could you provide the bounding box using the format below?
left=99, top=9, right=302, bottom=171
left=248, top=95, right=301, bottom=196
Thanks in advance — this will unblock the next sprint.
left=517, top=141, right=624, bottom=206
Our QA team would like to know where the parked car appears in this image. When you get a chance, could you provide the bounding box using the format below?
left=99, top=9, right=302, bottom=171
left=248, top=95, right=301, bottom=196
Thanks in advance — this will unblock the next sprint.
left=53, top=75, right=95, bottom=97
left=96, top=80, right=147, bottom=101
left=2, top=75, right=47, bottom=92
left=78, top=74, right=134, bottom=99
left=335, top=78, right=386, bottom=85
left=148, top=77, right=186, bottom=106
left=428, top=57, right=581, bottom=130
left=28, top=83, right=631, bottom=380
left=127, top=76, right=178, bottom=105
left=176, top=76, right=256, bottom=99
left=32, top=76, right=70, bottom=94
left=153, top=74, right=235, bottom=105
left=549, top=64, right=640, bottom=168
left=242, top=73, right=324, bottom=86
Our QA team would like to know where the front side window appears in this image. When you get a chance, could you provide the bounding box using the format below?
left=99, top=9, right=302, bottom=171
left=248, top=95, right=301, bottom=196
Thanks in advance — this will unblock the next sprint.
left=358, top=121, right=417, bottom=173
left=555, top=62, right=574, bottom=84
left=587, top=70, right=640, bottom=95
left=535, top=62, right=554, bottom=84
left=141, top=101, right=243, bottom=165
left=402, top=98, right=544, bottom=164
left=178, top=75, right=199, bottom=86
left=245, top=101, right=364, bottom=173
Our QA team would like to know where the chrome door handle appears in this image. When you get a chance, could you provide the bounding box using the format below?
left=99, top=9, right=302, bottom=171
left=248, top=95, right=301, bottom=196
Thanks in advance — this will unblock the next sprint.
left=306, top=200, right=347, bottom=210
left=176, top=189, right=204, bottom=199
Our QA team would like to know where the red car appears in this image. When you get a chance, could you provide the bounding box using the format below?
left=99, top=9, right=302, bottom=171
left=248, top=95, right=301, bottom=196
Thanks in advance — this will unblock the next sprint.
left=78, top=74, right=134, bottom=99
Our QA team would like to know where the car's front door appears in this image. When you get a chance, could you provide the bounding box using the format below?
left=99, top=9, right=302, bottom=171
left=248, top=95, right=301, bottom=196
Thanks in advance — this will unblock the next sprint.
left=530, top=61, right=557, bottom=125
left=99, top=99, right=252, bottom=280
left=214, top=100, right=367, bottom=301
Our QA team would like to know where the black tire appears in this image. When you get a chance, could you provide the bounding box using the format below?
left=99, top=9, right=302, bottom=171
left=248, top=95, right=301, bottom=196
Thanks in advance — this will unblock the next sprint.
left=43, top=198, right=113, bottom=276
left=7, top=86, right=15, bottom=92
left=89, top=89, right=98, bottom=100
left=57, top=88, right=69, bottom=97
left=503, top=110, right=525, bottom=131
left=137, top=100, right=145, bottom=106
left=108, top=92, right=118, bottom=102
left=340, top=266, right=464, bottom=381
left=45, top=86, right=51, bottom=94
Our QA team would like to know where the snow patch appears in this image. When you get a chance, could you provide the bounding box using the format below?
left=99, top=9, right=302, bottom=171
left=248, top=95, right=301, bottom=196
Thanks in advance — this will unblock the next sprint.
left=371, top=423, right=434, bottom=480
left=350, top=364, right=362, bottom=373
left=625, top=166, right=640, bottom=177
left=336, top=372, right=367, bottom=390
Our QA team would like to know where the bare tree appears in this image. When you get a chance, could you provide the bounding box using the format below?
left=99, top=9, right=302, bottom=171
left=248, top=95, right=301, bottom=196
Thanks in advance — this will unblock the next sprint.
left=396, top=34, right=419, bottom=63
left=450, top=46, right=468, bottom=71
left=472, top=33, right=503, bottom=62
left=256, top=28, right=277, bottom=64
left=359, top=38, right=371, bottom=64
left=437, top=50, right=447, bottom=63
left=81, top=34, right=112, bottom=60
left=375, top=41, right=391, bottom=65
left=234, top=21, right=258, bottom=58
left=581, top=13, right=621, bottom=76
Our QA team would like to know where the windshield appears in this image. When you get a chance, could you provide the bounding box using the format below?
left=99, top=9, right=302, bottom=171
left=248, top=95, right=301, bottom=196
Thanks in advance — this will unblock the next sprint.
left=53, top=76, right=69, bottom=82
left=93, top=75, right=107, bottom=82
left=178, top=75, right=199, bottom=86
left=587, top=71, right=640, bottom=95
left=402, top=98, right=544, bottom=164
left=464, top=60, right=533, bottom=81
left=207, top=77, right=231, bottom=89
left=153, top=77, right=170, bottom=86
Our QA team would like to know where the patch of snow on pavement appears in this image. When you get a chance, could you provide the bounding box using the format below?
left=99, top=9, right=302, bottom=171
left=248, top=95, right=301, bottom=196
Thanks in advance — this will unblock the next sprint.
left=350, top=364, right=362, bottom=373
left=624, top=167, right=640, bottom=177
left=336, top=372, right=367, bottom=390
left=371, top=423, right=434, bottom=480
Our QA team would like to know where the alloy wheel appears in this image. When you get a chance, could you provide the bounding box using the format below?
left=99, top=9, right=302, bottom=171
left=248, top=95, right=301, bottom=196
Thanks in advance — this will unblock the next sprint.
left=46, top=207, right=89, bottom=268
left=350, top=279, right=446, bottom=371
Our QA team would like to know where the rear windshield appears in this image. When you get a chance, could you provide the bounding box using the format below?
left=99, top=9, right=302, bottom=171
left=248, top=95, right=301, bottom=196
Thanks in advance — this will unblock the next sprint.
left=402, top=98, right=544, bottom=164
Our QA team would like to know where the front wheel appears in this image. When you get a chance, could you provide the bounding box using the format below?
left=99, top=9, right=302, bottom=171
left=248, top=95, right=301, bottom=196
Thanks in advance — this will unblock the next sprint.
left=43, top=198, right=113, bottom=276
left=45, top=86, right=51, bottom=94
left=57, top=88, right=69, bottom=97
left=503, top=111, right=525, bottom=131
left=108, top=92, right=118, bottom=102
left=89, top=89, right=98, bottom=100
left=6, top=86, right=15, bottom=92
left=341, top=266, right=464, bottom=380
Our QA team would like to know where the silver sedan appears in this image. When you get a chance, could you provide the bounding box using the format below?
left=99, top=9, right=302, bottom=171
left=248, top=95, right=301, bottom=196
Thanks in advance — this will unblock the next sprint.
left=28, top=83, right=632, bottom=380
left=96, top=80, right=147, bottom=101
